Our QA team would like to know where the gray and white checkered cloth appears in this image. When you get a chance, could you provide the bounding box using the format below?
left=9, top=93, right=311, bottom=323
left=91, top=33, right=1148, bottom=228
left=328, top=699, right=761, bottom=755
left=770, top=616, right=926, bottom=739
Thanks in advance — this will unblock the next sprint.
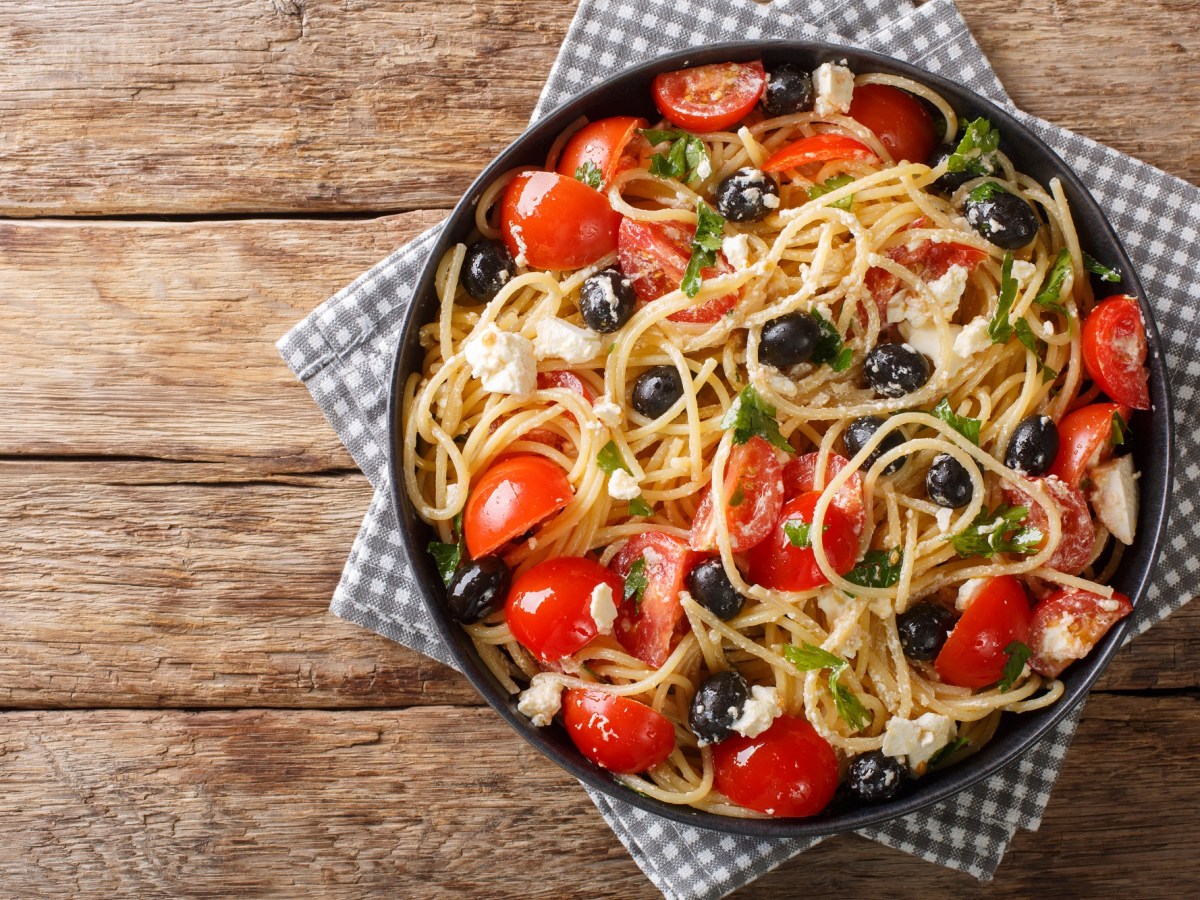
left=277, top=0, right=1197, bottom=896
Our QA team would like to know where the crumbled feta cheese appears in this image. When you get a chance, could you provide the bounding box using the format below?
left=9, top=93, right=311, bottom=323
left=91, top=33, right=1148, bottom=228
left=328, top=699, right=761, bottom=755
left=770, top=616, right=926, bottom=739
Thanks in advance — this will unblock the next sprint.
left=882, top=712, right=957, bottom=773
left=900, top=321, right=959, bottom=371
left=763, top=192, right=780, bottom=209
left=607, top=468, right=641, bottom=501
left=952, top=315, right=992, bottom=360
left=722, top=233, right=751, bottom=270
left=694, top=155, right=712, bottom=181
left=1089, top=454, right=1139, bottom=545
left=463, top=324, right=537, bottom=398
left=813, top=62, right=855, bottom=116
left=509, top=223, right=529, bottom=268
left=517, top=673, right=562, bottom=727
left=1041, top=319, right=1055, bottom=338
left=1010, top=260, right=1037, bottom=284
left=935, top=507, right=953, bottom=533
left=918, top=264, right=970, bottom=326
left=730, top=685, right=783, bottom=739
left=817, top=589, right=854, bottom=623
left=533, top=317, right=602, bottom=364
left=1041, top=614, right=1085, bottom=659
left=642, top=547, right=663, bottom=569
left=593, top=397, right=623, bottom=427
left=1098, top=598, right=1122, bottom=613
left=956, top=577, right=988, bottom=612
left=766, top=372, right=797, bottom=397
left=589, top=582, right=618, bottom=634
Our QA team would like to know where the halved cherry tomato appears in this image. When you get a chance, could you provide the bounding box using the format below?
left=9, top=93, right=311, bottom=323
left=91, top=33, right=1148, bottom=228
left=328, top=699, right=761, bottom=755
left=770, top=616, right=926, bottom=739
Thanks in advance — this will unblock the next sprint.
left=652, top=60, right=766, bottom=133
left=1002, top=477, right=1096, bottom=575
left=935, top=575, right=1031, bottom=689
left=616, top=217, right=737, bottom=323
left=611, top=532, right=699, bottom=668
left=464, top=455, right=573, bottom=558
left=863, top=240, right=988, bottom=321
left=690, top=436, right=784, bottom=553
left=712, top=715, right=838, bottom=817
left=1048, top=402, right=1127, bottom=488
left=847, top=83, right=937, bottom=163
left=782, top=452, right=867, bottom=537
left=1028, top=587, right=1133, bottom=678
left=762, top=133, right=878, bottom=173
left=556, top=116, right=647, bottom=189
left=505, top=557, right=624, bottom=662
left=562, top=688, right=675, bottom=774
left=744, top=491, right=858, bottom=592
left=1082, top=295, right=1151, bottom=410
left=499, top=171, right=622, bottom=271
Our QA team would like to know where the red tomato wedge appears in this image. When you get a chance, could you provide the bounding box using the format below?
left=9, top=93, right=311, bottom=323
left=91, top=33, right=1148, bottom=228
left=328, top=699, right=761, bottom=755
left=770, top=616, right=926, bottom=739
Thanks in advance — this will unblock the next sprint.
left=1048, top=402, right=1127, bottom=488
left=1082, top=295, right=1151, bottom=410
left=652, top=60, right=766, bottom=132
left=499, top=171, right=622, bottom=271
left=712, top=715, right=838, bottom=817
left=744, top=491, right=858, bottom=592
left=556, top=116, right=647, bottom=189
left=782, top=452, right=867, bottom=537
left=505, top=557, right=624, bottom=663
left=935, top=575, right=1031, bottom=689
left=847, top=83, right=937, bottom=163
left=1028, top=587, right=1133, bottom=678
left=562, top=688, right=675, bottom=774
left=1002, top=477, right=1096, bottom=576
left=762, top=133, right=878, bottom=173
left=616, top=217, right=738, bottom=323
left=464, top=455, right=573, bottom=558
left=863, top=240, right=988, bottom=321
left=611, top=532, right=699, bottom=668
left=690, top=436, right=784, bottom=553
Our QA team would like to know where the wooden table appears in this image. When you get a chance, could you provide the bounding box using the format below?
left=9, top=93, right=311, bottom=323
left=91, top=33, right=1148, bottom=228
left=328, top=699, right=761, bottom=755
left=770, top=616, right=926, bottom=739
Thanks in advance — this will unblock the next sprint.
left=2, top=1, right=1196, bottom=895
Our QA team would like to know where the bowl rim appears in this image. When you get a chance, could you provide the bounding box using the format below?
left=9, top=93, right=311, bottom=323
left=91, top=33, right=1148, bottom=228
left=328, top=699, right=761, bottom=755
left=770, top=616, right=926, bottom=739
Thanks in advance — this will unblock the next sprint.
left=386, top=39, right=1176, bottom=837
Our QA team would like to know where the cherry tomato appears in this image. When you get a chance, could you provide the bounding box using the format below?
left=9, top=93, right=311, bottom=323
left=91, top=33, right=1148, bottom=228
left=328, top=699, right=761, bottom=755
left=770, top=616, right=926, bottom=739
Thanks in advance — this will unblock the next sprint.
left=1028, top=587, right=1133, bottom=677
left=616, top=217, right=737, bottom=323
left=505, top=557, right=625, bottom=662
left=935, top=575, right=1031, bottom=689
left=690, top=436, right=784, bottom=553
left=864, top=240, right=988, bottom=321
left=556, top=116, right=647, bottom=189
left=744, top=491, right=857, bottom=592
left=712, top=715, right=838, bottom=817
left=611, top=532, right=699, bottom=668
left=463, top=455, right=573, bottom=558
left=1002, top=477, right=1096, bottom=575
left=847, top=83, right=937, bottom=163
left=782, top=452, right=867, bottom=537
left=1082, top=295, right=1151, bottom=410
left=499, top=171, right=622, bottom=271
left=562, top=688, right=675, bottom=774
left=761, top=133, right=878, bottom=173
left=1048, top=402, right=1127, bottom=488
left=652, top=60, right=766, bottom=132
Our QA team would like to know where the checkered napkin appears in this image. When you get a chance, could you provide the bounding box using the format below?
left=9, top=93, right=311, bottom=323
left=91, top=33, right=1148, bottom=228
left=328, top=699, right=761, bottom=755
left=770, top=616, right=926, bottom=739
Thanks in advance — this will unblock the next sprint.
left=277, top=0, right=1196, bottom=895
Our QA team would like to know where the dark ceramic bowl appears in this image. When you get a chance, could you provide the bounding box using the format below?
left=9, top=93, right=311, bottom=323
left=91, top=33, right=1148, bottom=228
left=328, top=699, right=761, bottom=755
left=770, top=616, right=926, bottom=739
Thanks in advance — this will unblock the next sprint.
left=387, top=41, right=1175, bottom=837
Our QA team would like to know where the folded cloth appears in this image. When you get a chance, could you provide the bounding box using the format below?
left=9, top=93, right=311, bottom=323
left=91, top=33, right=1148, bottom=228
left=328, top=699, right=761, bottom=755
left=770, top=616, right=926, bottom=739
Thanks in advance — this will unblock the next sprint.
left=277, top=0, right=1196, bottom=896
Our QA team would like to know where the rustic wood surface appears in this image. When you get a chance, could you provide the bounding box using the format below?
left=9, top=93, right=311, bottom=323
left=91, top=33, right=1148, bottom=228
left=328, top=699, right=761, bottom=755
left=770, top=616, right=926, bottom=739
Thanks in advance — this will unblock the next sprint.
left=1, top=0, right=1197, bottom=896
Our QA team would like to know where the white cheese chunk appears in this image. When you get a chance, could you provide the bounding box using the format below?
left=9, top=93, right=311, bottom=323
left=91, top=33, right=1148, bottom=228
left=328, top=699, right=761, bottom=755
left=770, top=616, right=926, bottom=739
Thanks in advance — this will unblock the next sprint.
left=882, top=712, right=957, bottom=774
left=607, top=469, right=641, bottom=501
left=592, top=397, right=623, bottom=427
left=1089, top=454, right=1139, bottom=545
left=721, top=233, right=751, bottom=270
left=1010, top=259, right=1037, bottom=285
left=935, top=507, right=954, bottom=533
left=956, top=577, right=988, bottom=612
left=588, top=582, right=618, bottom=634
left=1040, top=614, right=1086, bottom=660
left=918, top=264, right=969, bottom=327
left=516, top=673, right=563, bottom=727
left=813, top=62, right=855, bottom=116
left=533, top=317, right=602, bottom=364
left=730, top=685, right=783, bottom=740
left=463, top=324, right=537, bottom=399
left=900, top=321, right=960, bottom=372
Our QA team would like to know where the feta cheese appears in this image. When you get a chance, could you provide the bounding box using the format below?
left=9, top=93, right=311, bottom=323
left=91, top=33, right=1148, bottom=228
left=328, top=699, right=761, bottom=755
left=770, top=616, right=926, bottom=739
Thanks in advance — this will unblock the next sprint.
left=509, top=223, right=529, bottom=268
left=1041, top=614, right=1085, bottom=660
left=588, top=582, right=618, bottom=635
left=813, top=62, right=855, bottom=116
left=766, top=371, right=797, bottom=397
left=935, top=507, right=953, bottom=533
left=956, top=577, right=988, bottom=612
left=463, top=324, right=537, bottom=398
left=721, top=233, right=751, bottom=270
left=607, top=468, right=641, bottom=501
left=816, top=589, right=854, bottom=623
left=882, top=712, right=957, bottom=773
left=920, top=264, right=970, bottom=326
left=533, top=317, right=602, bottom=364
left=763, top=192, right=780, bottom=209
left=517, top=673, right=563, bottom=727
left=592, top=397, right=623, bottom=427
left=1011, top=260, right=1037, bottom=284
left=1089, top=454, right=1139, bottom=545
left=1041, top=319, right=1056, bottom=338
left=730, top=685, right=783, bottom=739
left=1098, top=598, right=1123, bottom=613
left=952, top=315, right=992, bottom=360
left=900, top=321, right=960, bottom=371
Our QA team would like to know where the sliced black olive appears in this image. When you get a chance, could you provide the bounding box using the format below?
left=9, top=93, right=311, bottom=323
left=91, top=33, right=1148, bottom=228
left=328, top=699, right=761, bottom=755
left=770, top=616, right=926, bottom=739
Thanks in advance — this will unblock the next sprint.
left=926, top=453, right=974, bottom=509
left=844, top=416, right=907, bottom=475
left=896, top=602, right=957, bottom=661
left=963, top=188, right=1041, bottom=250
left=926, top=145, right=999, bottom=195
left=446, top=556, right=511, bottom=624
left=761, top=63, right=815, bottom=117
left=759, top=312, right=820, bottom=369
left=846, top=750, right=907, bottom=802
left=687, top=559, right=746, bottom=621
left=579, top=268, right=637, bottom=333
left=713, top=167, right=779, bottom=223
left=631, top=366, right=685, bottom=419
left=1005, top=414, right=1059, bottom=476
left=863, top=343, right=932, bottom=398
left=689, top=670, right=750, bottom=746
left=462, top=239, right=516, bottom=303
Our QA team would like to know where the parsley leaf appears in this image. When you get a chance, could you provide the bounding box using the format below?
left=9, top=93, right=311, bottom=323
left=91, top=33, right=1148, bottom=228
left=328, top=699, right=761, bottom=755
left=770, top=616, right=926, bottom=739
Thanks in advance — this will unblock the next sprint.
left=1111, top=410, right=1127, bottom=446
left=966, top=181, right=1007, bottom=203
left=1083, top=252, right=1122, bottom=283
left=640, top=127, right=687, bottom=145
left=427, top=511, right=467, bottom=586
left=681, top=201, right=726, bottom=298
left=623, top=557, right=649, bottom=608
left=596, top=440, right=631, bottom=476
left=929, top=736, right=970, bottom=769
left=932, top=397, right=982, bottom=445
left=946, top=118, right=1000, bottom=175
left=1033, top=248, right=1072, bottom=314
left=1014, top=318, right=1058, bottom=384
left=574, top=160, right=602, bottom=189
left=628, top=496, right=654, bottom=517
left=728, top=483, right=746, bottom=508
left=988, top=251, right=1018, bottom=344
left=643, top=129, right=710, bottom=184
left=807, top=174, right=855, bottom=210
left=719, top=386, right=794, bottom=453
left=998, top=640, right=1033, bottom=692
left=844, top=548, right=903, bottom=589
left=783, top=520, right=812, bottom=548
left=783, top=643, right=872, bottom=732
left=810, top=311, right=854, bottom=372
left=949, top=504, right=1043, bottom=559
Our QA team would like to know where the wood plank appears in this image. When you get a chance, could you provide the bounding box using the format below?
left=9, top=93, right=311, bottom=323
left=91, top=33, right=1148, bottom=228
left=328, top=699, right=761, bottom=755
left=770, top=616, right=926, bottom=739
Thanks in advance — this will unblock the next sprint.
left=0, top=697, right=1196, bottom=896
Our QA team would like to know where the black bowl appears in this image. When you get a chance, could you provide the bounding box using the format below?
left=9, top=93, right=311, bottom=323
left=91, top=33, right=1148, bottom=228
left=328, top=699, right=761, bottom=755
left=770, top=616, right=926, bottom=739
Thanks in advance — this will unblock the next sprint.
left=387, top=41, right=1175, bottom=837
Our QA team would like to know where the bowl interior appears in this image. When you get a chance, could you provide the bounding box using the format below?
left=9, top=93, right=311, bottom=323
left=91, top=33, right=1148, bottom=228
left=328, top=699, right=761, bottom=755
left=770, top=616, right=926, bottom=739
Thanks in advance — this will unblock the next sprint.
left=388, top=41, right=1175, bottom=837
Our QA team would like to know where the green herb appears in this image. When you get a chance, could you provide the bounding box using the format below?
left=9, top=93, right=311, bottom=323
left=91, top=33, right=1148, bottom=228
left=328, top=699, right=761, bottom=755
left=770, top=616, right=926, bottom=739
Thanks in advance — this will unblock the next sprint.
left=783, top=643, right=872, bottom=732
left=783, top=520, right=812, bottom=549
left=1083, top=252, right=1122, bottom=283
left=949, top=503, right=1043, bottom=559
left=681, top=201, right=726, bottom=297
left=640, top=127, right=687, bottom=145
left=987, top=251, right=1018, bottom=344
left=1033, top=248, right=1072, bottom=314
left=1014, top=318, right=1059, bottom=384
left=932, top=397, right=982, bottom=445
left=427, top=511, right=466, bottom=586
left=643, top=129, right=710, bottom=184
left=844, top=548, right=903, bottom=589
left=1111, top=410, right=1127, bottom=447
left=729, top=483, right=746, bottom=508
left=929, top=736, right=970, bottom=769
left=998, top=641, right=1033, bottom=692
left=574, top=160, right=602, bottom=189
left=580, top=663, right=599, bottom=679
left=966, top=181, right=1007, bottom=203
left=810, top=311, right=854, bottom=372
left=719, top=385, right=794, bottom=453
left=807, top=174, right=856, bottom=210
left=946, top=118, right=1000, bottom=175
left=628, top=496, right=654, bottom=517
left=596, top=440, right=631, bottom=476
left=623, top=557, right=649, bottom=607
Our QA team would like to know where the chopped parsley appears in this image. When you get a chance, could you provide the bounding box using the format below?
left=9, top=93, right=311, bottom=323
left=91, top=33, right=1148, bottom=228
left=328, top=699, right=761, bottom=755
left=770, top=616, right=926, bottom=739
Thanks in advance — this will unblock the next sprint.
left=783, top=643, right=872, bottom=732
left=929, top=736, right=970, bottom=769
left=946, top=118, right=1000, bottom=175
left=966, top=181, right=1007, bottom=203
left=1083, top=251, right=1122, bottom=283
left=783, top=520, right=813, bottom=549
left=987, top=252, right=1018, bottom=344
left=643, top=129, right=711, bottom=184
left=1033, top=248, right=1072, bottom=314
left=844, top=548, right=903, bottom=589
left=807, top=174, right=856, bottom=210
left=810, top=311, right=854, bottom=372
left=623, top=556, right=649, bottom=608
left=427, top=511, right=466, bottom=586
left=720, top=386, right=794, bottom=453
left=574, top=160, right=602, bottom=189
left=1014, top=318, right=1058, bottom=384
left=1111, top=410, right=1127, bottom=446
left=949, top=503, right=1043, bottom=559
left=998, top=641, right=1033, bottom=692
left=628, top=496, right=654, bottom=517
left=681, top=200, right=726, bottom=298
left=932, top=397, right=982, bottom=445
left=596, top=440, right=631, bottom=476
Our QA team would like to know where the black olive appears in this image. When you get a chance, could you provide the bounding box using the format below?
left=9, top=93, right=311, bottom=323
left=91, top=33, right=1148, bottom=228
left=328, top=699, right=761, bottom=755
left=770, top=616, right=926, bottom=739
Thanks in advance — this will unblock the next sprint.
left=926, top=145, right=999, bottom=195
left=631, top=366, right=685, bottom=419
left=761, top=63, right=815, bottom=117
left=713, top=167, right=780, bottom=223
left=845, top=750, right=907, bottom=802
left=579, top=268, right=637, bottom=333
left=844, top=416, right=907, bottom=475
left=863, top=343, right=932, bottom=398
left=446, top=556, right=511, bottom=624
left=689, top=669, right=751, bottom=746
left=462, top=239, right=516, bottom=303
left=1005, top=414, right=1059, bottom=476
left=897, top=602, right=957, bottom=661
left=963, top=188, right=1041, bottom=250
left=759, top=312, right=820, bottom=369
left=687, top=559, right=746, bottom=621
left=926, top=453, right=974, bottom=509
